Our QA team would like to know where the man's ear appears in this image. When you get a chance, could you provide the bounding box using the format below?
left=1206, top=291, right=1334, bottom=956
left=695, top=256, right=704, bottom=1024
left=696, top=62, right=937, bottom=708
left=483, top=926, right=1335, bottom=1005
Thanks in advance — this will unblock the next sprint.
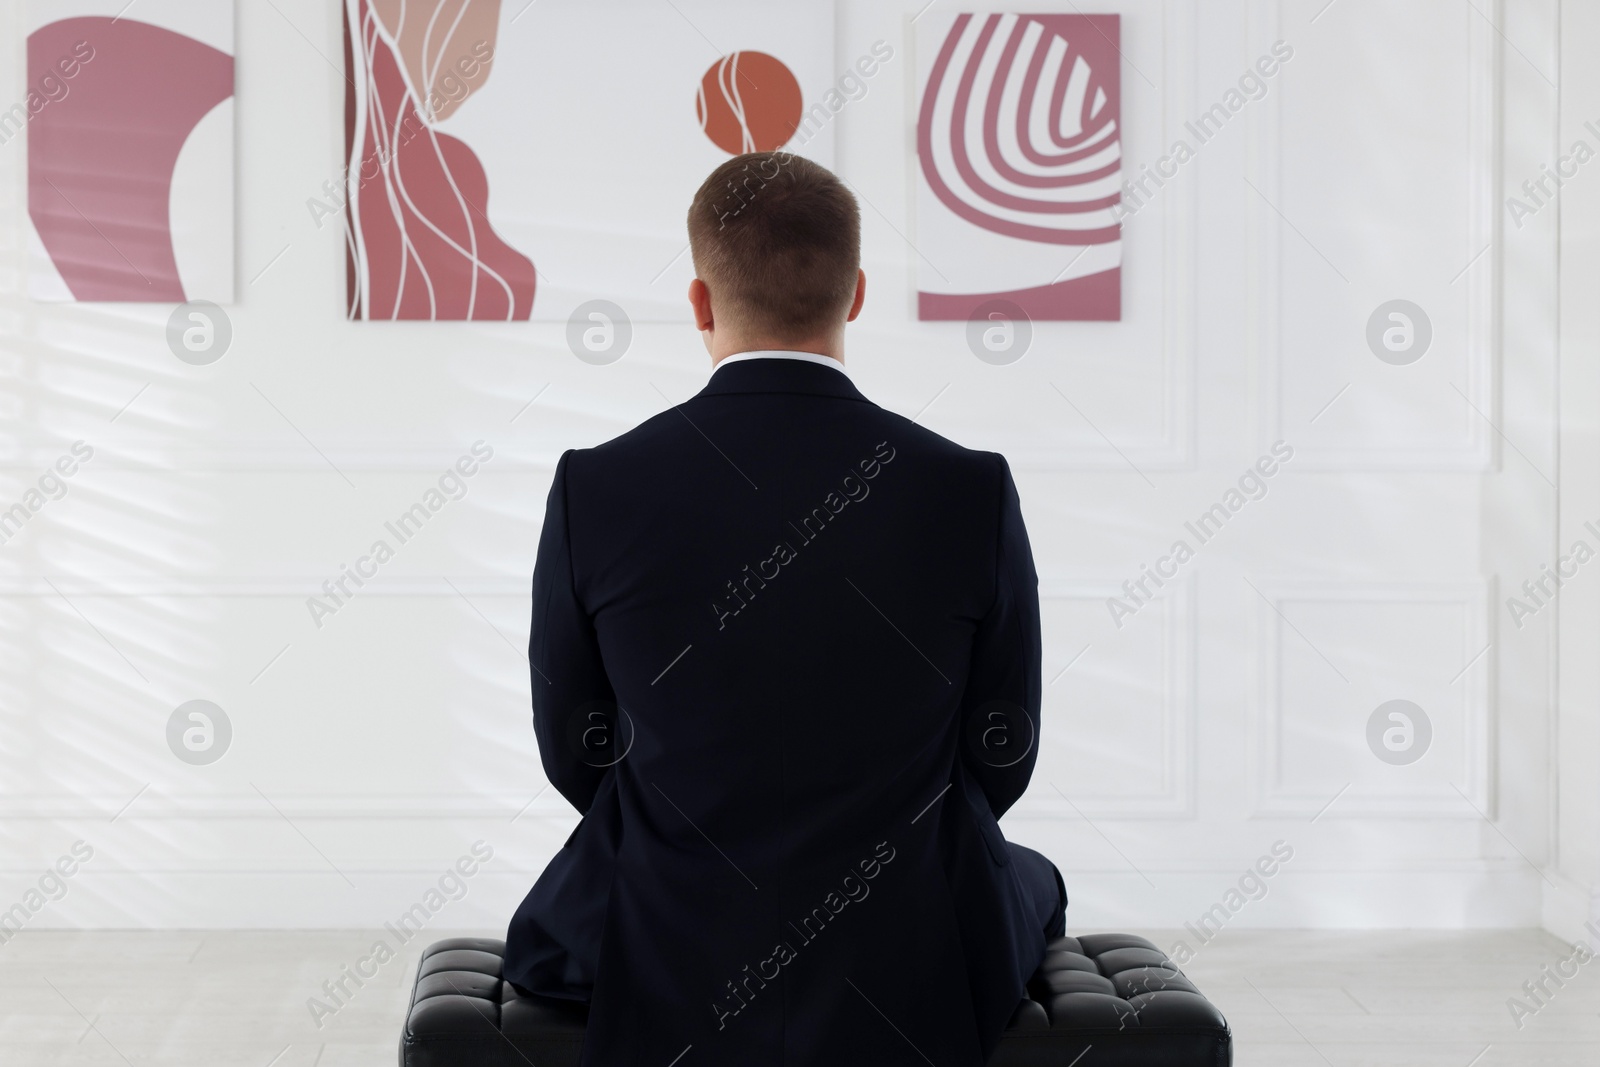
left=688, top=278, right=715, bottom=333
left=845, top=268, right=867, bottom=323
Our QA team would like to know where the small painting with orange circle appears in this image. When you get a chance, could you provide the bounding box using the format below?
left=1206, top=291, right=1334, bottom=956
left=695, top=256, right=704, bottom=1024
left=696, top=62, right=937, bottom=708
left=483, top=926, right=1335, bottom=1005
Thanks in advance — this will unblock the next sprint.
left=696, top=51, right=803, bottom=154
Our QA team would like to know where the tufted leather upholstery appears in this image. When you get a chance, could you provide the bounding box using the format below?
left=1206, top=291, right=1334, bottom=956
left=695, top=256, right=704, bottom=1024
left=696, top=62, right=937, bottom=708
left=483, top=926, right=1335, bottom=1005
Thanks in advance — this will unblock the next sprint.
left=399, top=934, right=1230, bottom=1066
left=1000, top=933, right=1232, bottom=1066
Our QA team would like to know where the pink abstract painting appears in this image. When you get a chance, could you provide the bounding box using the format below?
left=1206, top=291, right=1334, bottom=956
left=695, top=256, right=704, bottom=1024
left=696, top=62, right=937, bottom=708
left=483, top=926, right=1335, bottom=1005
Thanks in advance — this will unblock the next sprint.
left=343, top=0, right=536, bottom=321
left=26, top=15, right=233, bottom=302
left=338, top=0, right=832, bottom=322
left=915, top=13, right=1122, bottom=321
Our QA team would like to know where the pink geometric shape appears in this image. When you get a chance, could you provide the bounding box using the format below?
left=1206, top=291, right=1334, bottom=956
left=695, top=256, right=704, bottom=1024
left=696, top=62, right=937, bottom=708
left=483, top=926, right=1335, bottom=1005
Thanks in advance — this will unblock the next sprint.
left=345, top=0, right=536, bottom=321
left=918, top=13, right=1122, bottom=246
left=27, top=17, right=233, bottom=302
left=917, top=12, right=1122, bottom=322
left=917, top=266, right=1120, bottom=322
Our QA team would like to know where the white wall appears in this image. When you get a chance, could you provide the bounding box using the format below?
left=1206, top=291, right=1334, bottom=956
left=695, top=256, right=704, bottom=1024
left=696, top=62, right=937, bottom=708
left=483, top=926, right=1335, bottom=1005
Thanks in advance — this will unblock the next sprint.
left=0, top=0, right=1576, bottom=937
left=1547, top=0, right=1600, bottom=945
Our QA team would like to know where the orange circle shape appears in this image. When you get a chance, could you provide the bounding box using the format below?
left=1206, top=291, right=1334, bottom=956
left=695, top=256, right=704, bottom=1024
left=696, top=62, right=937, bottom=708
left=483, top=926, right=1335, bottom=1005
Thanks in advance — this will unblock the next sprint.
left=696, top=51, right=803, bottom=155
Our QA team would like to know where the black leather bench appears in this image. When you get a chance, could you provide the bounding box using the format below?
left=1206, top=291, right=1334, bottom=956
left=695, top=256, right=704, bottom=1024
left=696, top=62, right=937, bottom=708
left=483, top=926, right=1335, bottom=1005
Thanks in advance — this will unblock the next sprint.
left=400, top=934, right=1231, bottom=1066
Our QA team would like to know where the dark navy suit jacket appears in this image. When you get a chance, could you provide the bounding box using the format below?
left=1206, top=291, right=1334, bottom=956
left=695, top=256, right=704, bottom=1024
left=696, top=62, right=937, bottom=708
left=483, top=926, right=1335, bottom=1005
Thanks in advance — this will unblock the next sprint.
left=504, top=356, right=1045, bottom=1066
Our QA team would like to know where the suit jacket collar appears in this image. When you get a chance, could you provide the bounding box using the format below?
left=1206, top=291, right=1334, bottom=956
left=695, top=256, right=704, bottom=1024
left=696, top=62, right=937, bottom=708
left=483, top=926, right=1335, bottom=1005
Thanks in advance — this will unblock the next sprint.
left=694, top=355, right=871, bottom=404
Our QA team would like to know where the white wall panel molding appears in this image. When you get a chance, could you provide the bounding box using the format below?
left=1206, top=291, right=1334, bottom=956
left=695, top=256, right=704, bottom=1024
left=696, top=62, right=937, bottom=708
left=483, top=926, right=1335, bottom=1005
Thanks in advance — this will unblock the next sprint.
left=1009, top=577, right=1196, bottom=817
left=1248, top=579, right=1492, bottom=818
left=1251, top=0, right=1499, bottom=470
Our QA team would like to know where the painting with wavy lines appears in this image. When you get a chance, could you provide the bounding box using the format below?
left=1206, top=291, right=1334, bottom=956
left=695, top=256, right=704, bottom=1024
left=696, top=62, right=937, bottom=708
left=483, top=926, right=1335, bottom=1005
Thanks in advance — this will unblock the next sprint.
left=343, top=0, right=536, bottom=321
left=343, top=0, right=832, bottom=323
left=916, top=12, right=1122, bottom=321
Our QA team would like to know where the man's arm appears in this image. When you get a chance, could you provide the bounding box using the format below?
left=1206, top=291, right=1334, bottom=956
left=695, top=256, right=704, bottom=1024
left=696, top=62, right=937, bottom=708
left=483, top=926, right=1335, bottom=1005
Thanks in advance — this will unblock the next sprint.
left=529, top=449, right=616, bottom=814
left=959, top=453, right=1042, bottom=817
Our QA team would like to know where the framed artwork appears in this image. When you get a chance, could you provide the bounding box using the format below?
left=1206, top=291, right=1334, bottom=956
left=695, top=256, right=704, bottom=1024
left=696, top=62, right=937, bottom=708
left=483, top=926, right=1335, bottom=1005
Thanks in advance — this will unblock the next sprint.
left=25, top=0, right=235, bottom=303
left=342, top=0, right=835, bottom=322
left=915, top=12, right=1122, bottom=321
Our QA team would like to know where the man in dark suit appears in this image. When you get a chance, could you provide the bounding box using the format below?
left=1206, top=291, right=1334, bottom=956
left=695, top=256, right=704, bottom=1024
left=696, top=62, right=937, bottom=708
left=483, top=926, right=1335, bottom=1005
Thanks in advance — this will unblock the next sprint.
left=504, top=151, right=1066, bottom=1066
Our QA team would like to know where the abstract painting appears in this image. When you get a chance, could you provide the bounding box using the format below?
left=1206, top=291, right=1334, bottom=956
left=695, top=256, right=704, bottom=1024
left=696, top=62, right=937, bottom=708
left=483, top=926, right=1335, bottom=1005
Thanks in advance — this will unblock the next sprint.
left=343, top=0, right=834, bottom=322
left=25, top=1, right=234, bottom=303
left=343, top=0, right=535, bottom=321
left=696, top=51, right=804, bottom=155
left=915, top=13, right=1122, bottom=321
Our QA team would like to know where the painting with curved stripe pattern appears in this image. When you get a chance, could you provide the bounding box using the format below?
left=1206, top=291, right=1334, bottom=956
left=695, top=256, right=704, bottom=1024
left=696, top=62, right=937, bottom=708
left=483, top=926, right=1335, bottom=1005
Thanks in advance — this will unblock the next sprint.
left=915, top=12, right=1122, bottom=321
left=25, top=1, right=234, bottom=303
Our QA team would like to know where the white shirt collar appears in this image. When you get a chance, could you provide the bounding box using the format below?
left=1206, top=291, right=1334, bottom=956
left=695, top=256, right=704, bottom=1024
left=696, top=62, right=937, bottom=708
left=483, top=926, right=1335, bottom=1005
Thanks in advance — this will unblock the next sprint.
left=712, top=350, right=848, bottom=376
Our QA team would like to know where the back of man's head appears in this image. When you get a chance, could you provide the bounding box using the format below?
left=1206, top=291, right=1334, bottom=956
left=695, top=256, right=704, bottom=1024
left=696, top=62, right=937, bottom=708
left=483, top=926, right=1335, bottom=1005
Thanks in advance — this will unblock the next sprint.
left=687, top=152, right=861, bottom=340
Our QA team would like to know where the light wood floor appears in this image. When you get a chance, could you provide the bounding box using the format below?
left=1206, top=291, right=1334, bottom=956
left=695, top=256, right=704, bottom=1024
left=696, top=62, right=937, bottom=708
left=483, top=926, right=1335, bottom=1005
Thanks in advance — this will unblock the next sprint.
left=1, top=928, right=1594, bottom=1065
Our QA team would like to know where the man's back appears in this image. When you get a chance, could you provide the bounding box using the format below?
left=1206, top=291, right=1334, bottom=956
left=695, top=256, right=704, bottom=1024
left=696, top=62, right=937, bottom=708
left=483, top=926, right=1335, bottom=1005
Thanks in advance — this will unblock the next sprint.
left=505, top=355, right=1050, bottom=1066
